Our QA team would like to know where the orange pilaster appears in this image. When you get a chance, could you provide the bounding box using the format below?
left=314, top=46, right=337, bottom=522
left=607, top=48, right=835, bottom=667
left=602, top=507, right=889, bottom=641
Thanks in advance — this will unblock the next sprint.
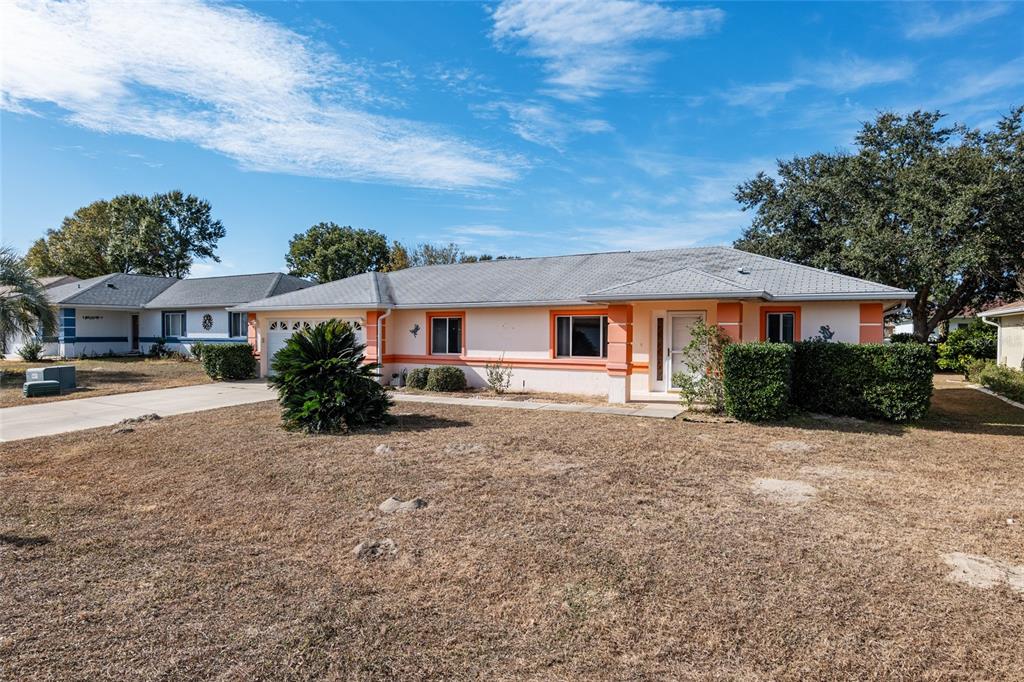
left=365, top=311, right=382, bottom=362
left=859, top=303, right=884, bottom=343
left=716, top=302, right=743, bottom=342
left=605, top=304, right=633, bottom=376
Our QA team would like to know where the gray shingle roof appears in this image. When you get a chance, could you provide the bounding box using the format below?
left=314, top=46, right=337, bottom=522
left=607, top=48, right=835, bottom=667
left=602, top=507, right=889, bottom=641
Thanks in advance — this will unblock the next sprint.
left=144, top=273, right=311, bottom=308
left=47, top=274, right=177, bottom=307
left=981, top=300, right=1024, bottom=318
left=235, top=246, right=912, bottom=311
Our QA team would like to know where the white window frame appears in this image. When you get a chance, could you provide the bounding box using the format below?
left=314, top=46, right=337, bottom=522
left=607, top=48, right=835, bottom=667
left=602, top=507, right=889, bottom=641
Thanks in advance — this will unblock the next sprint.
left=555, top=315, right=608, bottom=358
left=162, top=311, right=185, bottom=338
left=430, top=316, right=462, bottom=355
left=766, top=312, right=795, bottom=343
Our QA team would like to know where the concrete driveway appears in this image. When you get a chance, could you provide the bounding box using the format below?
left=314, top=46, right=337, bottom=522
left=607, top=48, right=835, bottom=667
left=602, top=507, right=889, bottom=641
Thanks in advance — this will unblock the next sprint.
left=0, top=381, right=276, bottom=442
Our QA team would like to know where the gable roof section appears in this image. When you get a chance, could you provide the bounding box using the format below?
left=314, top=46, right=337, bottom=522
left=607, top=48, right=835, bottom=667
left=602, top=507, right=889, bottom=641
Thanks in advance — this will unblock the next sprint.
left=981, top=300, right=1024, bottom=318
left=235, top=246, right=912, bottom=311
left=47, top=273, right=177, bottom=308
left=144, top=273, right=311, bottom=308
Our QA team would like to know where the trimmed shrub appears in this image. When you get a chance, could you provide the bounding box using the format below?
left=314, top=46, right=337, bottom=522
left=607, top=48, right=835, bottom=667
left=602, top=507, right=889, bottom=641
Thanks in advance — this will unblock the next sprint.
left=189, top=340, right=207, bottom=362
left=17, top=339, right=44, bottom=362
left=722, top=343, right=794, bottom=421
left=936, top=320, right=996, bottom=375
left=201, top=343, right=257, bottom=380
left=406, top=367, right=431, bottom=390
left=269, top=320, right=390, bottom=433
left=888, top=332, right=916, bottom=344
left=671, top=319, right=732, bottom=412
left=426, top=366, right=467, bottom=392
left=975, top=362, right=1024, bottom=403
left=793, top=341, right=933, bottom=422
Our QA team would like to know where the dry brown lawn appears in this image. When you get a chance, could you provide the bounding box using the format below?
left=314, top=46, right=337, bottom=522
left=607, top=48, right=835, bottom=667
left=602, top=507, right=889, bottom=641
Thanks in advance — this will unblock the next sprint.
left=0, top=357, right=211, bottom=407
left=2, top=377, right=1022, bottom=680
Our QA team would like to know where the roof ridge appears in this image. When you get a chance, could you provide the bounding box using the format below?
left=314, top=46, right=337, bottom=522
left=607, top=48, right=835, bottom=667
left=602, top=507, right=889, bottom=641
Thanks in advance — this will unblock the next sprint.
left=369, top=271, right=383, bottom=304
left=267, top=272, right=284, bottom=298
left=587, top=265, right=752, bottom=296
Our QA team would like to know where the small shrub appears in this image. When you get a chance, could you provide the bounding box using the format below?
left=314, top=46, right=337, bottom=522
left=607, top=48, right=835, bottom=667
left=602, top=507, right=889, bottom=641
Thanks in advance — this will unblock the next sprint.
left=793, top=342, right=933, bottom=422
left=975, top=363, right=1024, bottom=403
left=190, top=340, right=207, bottom=362
left=148, top=338, right=170, bottom=358
left=888, top=332, right=916, bottom=344
left=484, top=355, right=512, bottom=394
left=722, top=343, right=794, bottom=421
left=201, top=343, right=257, bottom=380
left=17, top=339, right=44, bottom=362
left=426, top=366, right=467, bottom=392
left=672, top=320, right=731, bottom=412
left=966, top=358, right=992, bottom=383
left=406, top=367, right=430, bottom=390
left=270, top=320, right=390, bottom=433
left=936, top=320, right=996, bottom=375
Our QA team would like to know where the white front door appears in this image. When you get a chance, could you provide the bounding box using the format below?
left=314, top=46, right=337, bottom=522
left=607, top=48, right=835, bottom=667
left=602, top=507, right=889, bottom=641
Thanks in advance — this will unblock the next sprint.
left=668, top=312, right=704, bottom=390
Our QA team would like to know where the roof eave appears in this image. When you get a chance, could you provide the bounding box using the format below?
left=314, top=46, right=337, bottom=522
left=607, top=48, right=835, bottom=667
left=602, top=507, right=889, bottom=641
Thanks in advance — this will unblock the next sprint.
left=768, top=292, right=913, bottom=301
left=583, top=291, right=766, bottom=302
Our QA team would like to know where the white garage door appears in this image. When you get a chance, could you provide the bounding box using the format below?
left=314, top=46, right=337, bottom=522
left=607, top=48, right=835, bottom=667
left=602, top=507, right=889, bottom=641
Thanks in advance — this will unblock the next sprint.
left=266, top=318, right=365, bottom=370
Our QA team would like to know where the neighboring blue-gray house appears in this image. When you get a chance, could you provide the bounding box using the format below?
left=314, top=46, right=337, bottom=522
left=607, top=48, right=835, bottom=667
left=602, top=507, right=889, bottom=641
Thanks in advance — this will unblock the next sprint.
left=10, top=272, right=310, bottom=359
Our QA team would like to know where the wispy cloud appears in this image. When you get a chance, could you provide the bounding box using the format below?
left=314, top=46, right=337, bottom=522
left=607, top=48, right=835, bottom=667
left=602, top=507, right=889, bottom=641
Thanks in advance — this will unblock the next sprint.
left=904, top=2, right=1010, bottom=39
left=490, top=0, right=724, bottom=100
left=475, top=100, right=612, bottom=150
left=937, top=55, right=1024, bottom=104
left=720, top=55, right=914, bottom=112
left=1, top=0, right=518, bottom=188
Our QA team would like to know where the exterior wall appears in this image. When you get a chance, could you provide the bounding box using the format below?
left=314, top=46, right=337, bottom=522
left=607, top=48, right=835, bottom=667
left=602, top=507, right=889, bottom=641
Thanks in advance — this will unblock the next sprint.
left=996, top=314, right=1024, bottom=369
left=251, top=308, right=368, bottom=376
left=57, top=308, right=133, bottom=358
left=140, top=307, right=250, bottom=356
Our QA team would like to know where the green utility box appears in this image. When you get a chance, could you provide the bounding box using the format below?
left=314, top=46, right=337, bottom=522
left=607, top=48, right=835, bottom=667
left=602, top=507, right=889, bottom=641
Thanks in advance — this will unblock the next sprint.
left=23, top=380, right=61, bottom=398
left=26, top=365, right=76, bottom=390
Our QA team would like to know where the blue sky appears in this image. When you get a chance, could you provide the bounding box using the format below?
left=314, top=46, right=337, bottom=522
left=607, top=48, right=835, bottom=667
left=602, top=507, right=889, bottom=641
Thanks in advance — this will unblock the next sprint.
left=2, top=1, right=1022, bottom=277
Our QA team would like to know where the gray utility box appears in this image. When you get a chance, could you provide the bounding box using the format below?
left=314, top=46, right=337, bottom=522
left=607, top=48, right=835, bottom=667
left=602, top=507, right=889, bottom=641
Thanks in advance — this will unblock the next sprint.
left=25, top=365, right=76, bottom=390
left=24, top=380, right=61, bottom=398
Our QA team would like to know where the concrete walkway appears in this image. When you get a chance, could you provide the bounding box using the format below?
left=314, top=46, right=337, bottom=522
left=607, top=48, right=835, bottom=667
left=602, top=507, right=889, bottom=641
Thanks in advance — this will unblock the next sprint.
left=391, top=392, right=684, bottom=419
left=0, top=381, right=276, bottom=442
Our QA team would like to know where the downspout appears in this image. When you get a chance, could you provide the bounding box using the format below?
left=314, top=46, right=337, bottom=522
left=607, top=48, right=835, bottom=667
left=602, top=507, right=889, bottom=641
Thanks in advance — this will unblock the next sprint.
left=376, top=307, right=393, bottom=383
left=980, top=315, right=1001, bottom=365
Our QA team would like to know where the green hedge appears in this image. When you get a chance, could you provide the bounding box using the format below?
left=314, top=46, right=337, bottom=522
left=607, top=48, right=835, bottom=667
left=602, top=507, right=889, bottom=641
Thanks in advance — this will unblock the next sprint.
left=201, top=343, right=257, bottom=380
left=722, top=343, right=794, bottom=421
left=972, top=362, right=1024, bottom=403
left=406, top=367, right=430, bottom=390
left=426, top=366, right=467, bottom=392
left=936, top=320, right=996, bottom=375
left=792, top=342, right=933, bottom=422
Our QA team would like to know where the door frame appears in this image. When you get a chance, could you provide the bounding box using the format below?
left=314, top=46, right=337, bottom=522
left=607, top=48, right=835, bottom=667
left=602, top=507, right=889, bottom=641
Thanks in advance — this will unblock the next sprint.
left=664, top=310, right=706, bottom=392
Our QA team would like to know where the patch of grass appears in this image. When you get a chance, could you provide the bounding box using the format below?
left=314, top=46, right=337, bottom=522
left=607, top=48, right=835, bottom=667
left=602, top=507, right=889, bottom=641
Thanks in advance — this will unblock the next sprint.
left=0, top=357, right=211, bottom=407
left=1, top=376, right=1022, bottom=678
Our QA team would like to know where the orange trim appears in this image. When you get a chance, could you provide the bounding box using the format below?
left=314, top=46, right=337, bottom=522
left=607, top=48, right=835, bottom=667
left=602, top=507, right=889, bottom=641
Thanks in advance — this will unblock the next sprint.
left=382, top=354, right=606, bottom=371
left=425, top=311, right=466, bottom=356
left=548, top=308, right=609, bottom=359
left=759, top=306, right=802, bottom=341
left=606, top=304, right=633, bottom=375
left=859, top=303, right=883, bottom=343
left=365, top=311, right=381, bottom=362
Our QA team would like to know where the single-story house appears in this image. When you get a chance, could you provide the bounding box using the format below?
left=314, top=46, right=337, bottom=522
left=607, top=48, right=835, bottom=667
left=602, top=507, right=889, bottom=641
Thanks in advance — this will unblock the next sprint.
left=981, top=301, right=1024, bottom=369
left=9, top=272, right=310, bottom=359
left=1, top=275, right=80, bottom=356
left=232, top=246, right=913, bottom=403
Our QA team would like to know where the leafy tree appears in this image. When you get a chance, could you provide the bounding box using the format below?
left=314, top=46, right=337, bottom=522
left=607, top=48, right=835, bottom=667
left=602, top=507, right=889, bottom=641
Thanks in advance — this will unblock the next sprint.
left=25, top=192, right=224, bottom=279
left=286, top=222, right=390, bottom=283
left=409, top=241, right=465, bottom=267
left=0, top=246, right=57, bottom=354
left=734, top=108, right=1024, bottom=341
left=269, top=319, right=391, bottom=433
left=936, top=319, right=997, bottom=375
left=385, top=240, right=411, bottom=271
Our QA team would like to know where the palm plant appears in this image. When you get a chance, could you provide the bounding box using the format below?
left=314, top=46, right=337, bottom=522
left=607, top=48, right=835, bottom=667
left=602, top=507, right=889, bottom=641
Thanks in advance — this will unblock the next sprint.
left=269, top=319, right=391, bottom=433
left=0, top=246, right=57, bottom=355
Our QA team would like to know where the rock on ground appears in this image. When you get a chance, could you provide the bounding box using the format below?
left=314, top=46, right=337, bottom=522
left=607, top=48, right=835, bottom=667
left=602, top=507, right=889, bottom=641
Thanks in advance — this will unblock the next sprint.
left=374, top=444, right=393, bottom=456
left=752, top=478, right=817, bottom=505
left=117, top=413, right=162, bottom=426
left=942, top=552, right=1024, bottom=592
left=353, top=538, right=398, bottom=561
left=378, top=496, right=428, bottom=514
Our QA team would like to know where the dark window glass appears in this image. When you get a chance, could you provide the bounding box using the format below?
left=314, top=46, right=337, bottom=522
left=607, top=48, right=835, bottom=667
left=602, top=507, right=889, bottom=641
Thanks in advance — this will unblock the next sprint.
left=447, top=317, right=462, bottom=353
left=556, top=316, right=571, bottom=356
left=767, top=313, right=794, bottom=343
left=571, top=316, right=602, bottom=357
left=431, top=317, right=447, bottom=354
left=656, top=317, right=664, bottom=381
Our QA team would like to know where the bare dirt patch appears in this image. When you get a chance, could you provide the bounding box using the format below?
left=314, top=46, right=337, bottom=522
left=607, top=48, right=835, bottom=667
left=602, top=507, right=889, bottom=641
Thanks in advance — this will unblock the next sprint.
left=770, top=439, right=816, bottom=453
left=752, top=478, right=818, bottom=504
left=1, top=377, right=1023, bottom=679
left=942, top=553, right=1024, bottom=592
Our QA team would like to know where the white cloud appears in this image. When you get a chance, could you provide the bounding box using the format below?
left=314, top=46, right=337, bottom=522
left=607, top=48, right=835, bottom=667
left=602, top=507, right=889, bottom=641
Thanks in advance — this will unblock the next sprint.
left=720, top=56, right=913, bottom=112
left=938, top=56, right=1024, bottom=104
left=475, top=100, right=612, bottom=150
left=490, top=0, right=724, bottom=100
left=904, top=3, right=1010, bottom=39
left=1, top=0, right=517, bottom=188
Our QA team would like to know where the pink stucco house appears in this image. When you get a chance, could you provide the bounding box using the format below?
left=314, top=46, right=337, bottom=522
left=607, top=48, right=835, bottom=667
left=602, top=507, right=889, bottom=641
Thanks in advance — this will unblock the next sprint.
left=233, top=247, right=912, bottom=403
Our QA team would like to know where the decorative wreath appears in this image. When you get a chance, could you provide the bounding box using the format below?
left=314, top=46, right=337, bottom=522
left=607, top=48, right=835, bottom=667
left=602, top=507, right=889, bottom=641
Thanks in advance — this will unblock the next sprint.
left=202, top=314, right=213, bottom=331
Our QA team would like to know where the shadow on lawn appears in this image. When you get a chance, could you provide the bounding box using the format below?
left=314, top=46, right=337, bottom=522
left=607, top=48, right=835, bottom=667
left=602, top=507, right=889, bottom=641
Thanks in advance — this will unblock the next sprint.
left=0, top=533, right=51, bottom=548
left=384, top=413, right=472, bottom=432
